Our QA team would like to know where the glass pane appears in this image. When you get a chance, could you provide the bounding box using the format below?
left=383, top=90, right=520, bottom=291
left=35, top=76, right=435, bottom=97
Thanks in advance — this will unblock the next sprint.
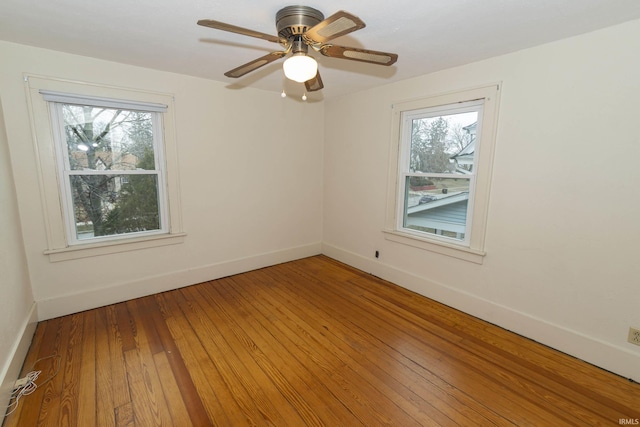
left=409, top=111, right=478, bottom=174
left=70, top=174, right=160, bottom=240
left=62, top=105, right=155, bottom=171
left=403, top=176, right=470, bottom=240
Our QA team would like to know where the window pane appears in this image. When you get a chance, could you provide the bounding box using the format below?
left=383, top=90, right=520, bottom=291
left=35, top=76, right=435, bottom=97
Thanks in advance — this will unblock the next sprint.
left=403, top=176, right=470, bottom=240
left=409, top=112, right=478, bottom=174
left=70, top=174, right=160, bottom=240
left=62, top=105, right=155, bottom=171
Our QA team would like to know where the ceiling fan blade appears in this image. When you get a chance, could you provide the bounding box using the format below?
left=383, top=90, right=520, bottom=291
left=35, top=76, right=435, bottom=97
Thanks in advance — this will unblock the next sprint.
left=303, top=11, right=365, bottom=44
left=305, top=72, right=324, bottom=92
left=197, top=19, right=282, bottom=44
left=319, top=45, right=398, bottom=66
left=224, top=51, right=287, bottom=78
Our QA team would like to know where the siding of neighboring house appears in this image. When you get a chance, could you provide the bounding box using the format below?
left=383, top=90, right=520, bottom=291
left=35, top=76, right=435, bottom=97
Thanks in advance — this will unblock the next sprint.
left=407, top=198, right=468, bottom=234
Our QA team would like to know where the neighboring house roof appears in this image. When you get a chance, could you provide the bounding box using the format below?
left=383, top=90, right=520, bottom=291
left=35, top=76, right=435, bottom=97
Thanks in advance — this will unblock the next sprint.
left=450, top=121, right=477, bottom=173
left=451, top=139, right=475, bottom=158
left=406, top=192, right=469, bottom=234
left=463, top=122, right=477, bottom=134
left=450, top=139, right=475, bottom=171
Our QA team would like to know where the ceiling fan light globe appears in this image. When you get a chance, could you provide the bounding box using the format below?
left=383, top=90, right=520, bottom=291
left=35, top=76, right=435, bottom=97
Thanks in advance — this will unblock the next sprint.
left=283, top=54, right=317, bottom=83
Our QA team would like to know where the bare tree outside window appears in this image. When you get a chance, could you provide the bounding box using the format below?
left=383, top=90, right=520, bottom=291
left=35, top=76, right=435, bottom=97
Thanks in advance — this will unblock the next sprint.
left=61, top=105, right=162, bottom=240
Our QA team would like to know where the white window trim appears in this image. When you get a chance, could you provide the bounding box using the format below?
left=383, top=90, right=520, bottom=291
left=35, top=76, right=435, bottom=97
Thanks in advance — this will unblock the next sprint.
left=43, top=232, right=186, bottom=262
left=398, top=99, right=483, bottom=248
left=49, top=102, right=169, bottom=245
left=384, top=84, right=500, bottom=264
left=40, top=90, right=169, bottom=112
left=25, top=74, right=185, bottom=262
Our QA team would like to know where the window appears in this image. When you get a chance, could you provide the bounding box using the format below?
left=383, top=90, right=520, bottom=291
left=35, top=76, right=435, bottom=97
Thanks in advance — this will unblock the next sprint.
left=400, top=102, right=480, bottom=242
left=47, top=98, right=168, bottom=244
left=26, top=76, right=184, bottom=261
left=385, top=85, right=500, bottom=263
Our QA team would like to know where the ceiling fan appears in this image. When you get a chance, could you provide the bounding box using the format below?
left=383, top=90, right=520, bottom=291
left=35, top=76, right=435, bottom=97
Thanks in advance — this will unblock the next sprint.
left=197, top=5, right=398, bottom=92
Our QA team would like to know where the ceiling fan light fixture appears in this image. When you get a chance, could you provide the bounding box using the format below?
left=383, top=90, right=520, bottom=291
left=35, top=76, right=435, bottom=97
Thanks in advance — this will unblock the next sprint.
left=283, top=53, right=317, bottom=83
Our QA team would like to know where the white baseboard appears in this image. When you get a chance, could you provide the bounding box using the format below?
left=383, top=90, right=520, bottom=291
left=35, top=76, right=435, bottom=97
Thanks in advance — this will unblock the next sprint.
left=37, top=242, right=322, bottom=321
left=0, top=301, right=38, bottom=416
left=321, top=242, right=640, bottom=383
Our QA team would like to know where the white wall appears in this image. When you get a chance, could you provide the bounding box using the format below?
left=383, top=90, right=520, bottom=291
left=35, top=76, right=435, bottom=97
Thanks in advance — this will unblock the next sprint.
left=323, top=19, right=640, bottom=382
left=0, top=99, right=37, bottom=413
left=0, top=41, right=324, bottom=320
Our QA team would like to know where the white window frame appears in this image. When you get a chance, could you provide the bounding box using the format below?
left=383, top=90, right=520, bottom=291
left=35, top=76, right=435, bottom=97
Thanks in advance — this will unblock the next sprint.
left=384, top=84, right=500, bottom=264
left=47, top=95, right=169, bottom=245
left=25, top=75, right=185, bottom=262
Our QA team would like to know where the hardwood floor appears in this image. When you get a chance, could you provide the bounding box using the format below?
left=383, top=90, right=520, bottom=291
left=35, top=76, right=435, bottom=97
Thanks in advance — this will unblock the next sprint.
left=4, top=255, right=639, bottom=426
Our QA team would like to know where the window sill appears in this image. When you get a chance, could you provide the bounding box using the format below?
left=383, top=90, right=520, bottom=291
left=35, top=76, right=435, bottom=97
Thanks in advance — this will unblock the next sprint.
left=383, top=230, right=485, bottom=264
left=44, top=232, right=186, bottom=262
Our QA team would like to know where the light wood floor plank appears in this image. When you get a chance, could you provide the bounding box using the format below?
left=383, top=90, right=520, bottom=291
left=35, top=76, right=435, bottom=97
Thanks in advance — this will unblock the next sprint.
left=198, top=279, right=344, bottom=427
left=57, top=313, right=84, bottom=427
left=178, top=286, right=297, bottom=426
left=240, top=269, right=497, bottom=426
left=316, top=257, right=640, bottom=419
left=152, top=351, right=193, bottom=427
left=224, top=274, right=394, bottom=426
left=114, top=402, right=134, bottom=427
left=4, top=255, right=639, bottom=426
left=36, top=314, right=73, bottom=427
left=228, top=272, right=453, bottom=426
left=142, top=295, right=211, bottom=426
left=262, top=263, right=537, bottom=424
left=124, top=299, right=174, bottom=426
left=77, top=310, right=96, bottom=427
left=122, top=349, right=162, bottom=426
left=157, top=291, right=237, bottom=425
left=104, top=305, right=132, bottom=409
left=94, top=308, right=116, bottom=427
left=346, top=272, right=624, bottom=424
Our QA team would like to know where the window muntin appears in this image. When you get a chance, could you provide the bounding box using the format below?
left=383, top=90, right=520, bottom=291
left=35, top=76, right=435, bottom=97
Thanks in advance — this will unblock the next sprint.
left=398, top=101, right=482, bottom=245
left=51, top=102, right=168, bottom=244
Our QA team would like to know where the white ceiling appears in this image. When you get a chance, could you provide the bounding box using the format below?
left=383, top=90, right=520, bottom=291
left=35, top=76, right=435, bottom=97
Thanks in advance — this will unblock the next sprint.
left=2, top=0, right=640, bottom=100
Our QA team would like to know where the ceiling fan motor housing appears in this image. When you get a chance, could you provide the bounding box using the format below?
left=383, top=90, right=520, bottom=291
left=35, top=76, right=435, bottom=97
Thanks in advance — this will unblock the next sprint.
left=276, top=6, right=324, bottom=39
